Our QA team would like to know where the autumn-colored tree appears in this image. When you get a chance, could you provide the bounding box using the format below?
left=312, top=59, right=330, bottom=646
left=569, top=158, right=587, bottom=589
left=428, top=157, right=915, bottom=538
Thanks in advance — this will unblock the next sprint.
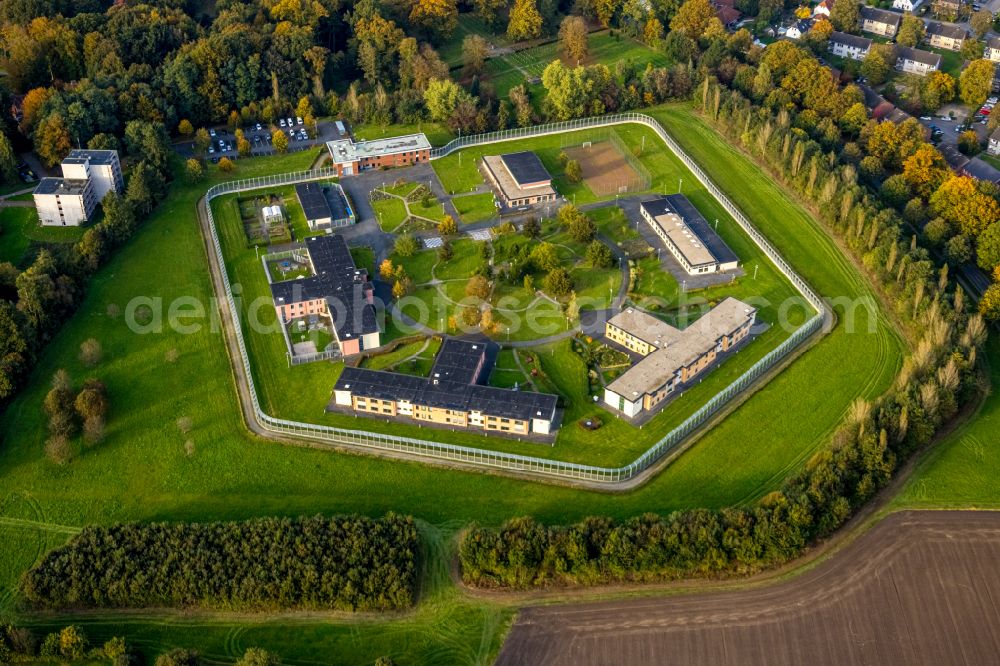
left=808, top=17, right=833, bottom=43
left=976, top=223, right=1000, bottom=272
left=530, top=242, right=559, bottom=271
left=178, top=119, right=194, bottom=136
left=462, top=34, right=489, bottom=76
left=840, top=102, right=868, bottom=136
left=19, top=87, right=54, bottom=134
left=794, top=5, right=812, bottom=18
left=474, top=0, right=510, bottom=30
left=958, top=129, right=981, bottom=155
left=380, top=259, right=395, bottom=280
left=565, top=159, right=583, bottom=182
left=559, top=16, right=589, bottom=62
left=860, top=44, right=893, bottom=85
left=235, top=129, right=252, bottom=156
left=902, top=144, right=949, bottom=199
left=930, top=175, right=1000, bottom=236
left=960, top=59, right=995, bottom=107
left=218, top=157, right=235, bottom=172
left=670, top=0, right=717, bottom=40
left=543, top=267, right=573, bottom=297
left=829, top=0, right=860, bottom=32
left=438, top=215, right=458, bottom=235
left=424, top=78, right=473, bottom=121
left=981, top=281, right=1000, bottom=320
left=922, top=71, right=956, bottom=111
left=271, top=128, right=289, bottom=153
left=507, top=0, right=544, bottom=41
left=410, top=0, right=459, bottom=40
left=194, top=127, right=211, bottom=154
left=971, top=9, right=993, bottom=38
left=34, top=112, right=72, bottom=168
left=593, top=0, right=618, bottom=27
left=896, top=14, right=925, bottom=47
left=184, top=158, right=204, bottom=183
left=465, top=274, right=491, bottom=300
left=643, top=18, right=665, bottom=46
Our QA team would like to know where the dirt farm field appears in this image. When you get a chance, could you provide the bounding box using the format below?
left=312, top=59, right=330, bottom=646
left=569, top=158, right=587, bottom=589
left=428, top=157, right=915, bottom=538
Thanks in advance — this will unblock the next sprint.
left=564, top=140, right=644, bottom=195
left=496, top=511, right=1000, bottom=666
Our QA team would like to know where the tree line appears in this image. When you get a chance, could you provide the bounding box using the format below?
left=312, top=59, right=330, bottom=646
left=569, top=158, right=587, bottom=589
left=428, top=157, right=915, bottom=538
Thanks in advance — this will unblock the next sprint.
left=21, top=514, right=420, bottom=612
left=459, top=30, right=990, bottom=590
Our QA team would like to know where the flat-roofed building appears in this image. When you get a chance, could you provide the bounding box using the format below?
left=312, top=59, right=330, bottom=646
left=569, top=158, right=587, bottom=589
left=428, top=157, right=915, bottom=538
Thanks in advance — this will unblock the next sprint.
left=926, top=21, right=967, bottom=50
left=829, top=31, right=873, bottom=60
left=269, top=234, right=380, bottom=356
left=294, top=182, right=355, bottom=230
left=861, top=6, right=901, bottom=36
left=326, top=133, right=431, bottom=177
left=603, top=298, right=757, bottom=418
left=482, top=151, right=557, bottom=208
left=60, top=149, right=123, bottom=201
left=331, top=339, right=559, bottom=435
left=639, top=195, right=740, bottom=275
left=606, top=308, right=682, bottom=356
left=896, top=46, right=941, bottom=75
left=33, top=177, right=97, bottom=226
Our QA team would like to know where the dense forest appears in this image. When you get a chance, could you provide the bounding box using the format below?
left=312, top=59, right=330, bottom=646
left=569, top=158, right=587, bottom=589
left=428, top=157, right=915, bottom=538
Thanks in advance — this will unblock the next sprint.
left=21, top=514, right=420, bottom=611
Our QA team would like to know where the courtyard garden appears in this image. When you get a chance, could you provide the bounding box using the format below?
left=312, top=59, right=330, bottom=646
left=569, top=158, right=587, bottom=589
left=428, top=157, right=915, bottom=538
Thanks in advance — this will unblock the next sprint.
left=371, top=179, right=447, bottom=232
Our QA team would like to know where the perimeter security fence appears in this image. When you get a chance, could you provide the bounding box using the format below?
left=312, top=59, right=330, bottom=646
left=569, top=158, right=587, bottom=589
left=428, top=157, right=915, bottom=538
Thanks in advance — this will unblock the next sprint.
left=202, top=113, right=827, bottom=485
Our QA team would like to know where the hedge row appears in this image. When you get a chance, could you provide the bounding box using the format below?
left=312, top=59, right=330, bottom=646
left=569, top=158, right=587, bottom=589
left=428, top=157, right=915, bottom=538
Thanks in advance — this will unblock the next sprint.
left=21, top=514, right=419, bottom=611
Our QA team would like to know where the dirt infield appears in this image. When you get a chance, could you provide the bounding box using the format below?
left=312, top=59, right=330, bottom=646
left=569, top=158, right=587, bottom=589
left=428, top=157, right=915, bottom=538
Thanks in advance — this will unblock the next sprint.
left=564, top=141, right=643, bottom=195
left=496, top=511, right=1000, bottom=666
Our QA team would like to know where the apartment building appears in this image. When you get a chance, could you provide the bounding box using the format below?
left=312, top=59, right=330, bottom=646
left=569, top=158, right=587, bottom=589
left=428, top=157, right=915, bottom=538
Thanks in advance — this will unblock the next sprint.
left=326, top=133, right=431, bottom=177
left=482, top=151, right=557, bottom=208
left=639, top=195, right=739, bottom=275
left=896, top=46, right=942, bottom=75
left=829, top=31, right=873, bottom=60
left=33, top=149, right=123, bottom=226
left=861, top=6, right=901, bottom=36
left=269, top=234, right=380, bottom=356
left=331, top=339, right=559, bottom=436
left=925, top=21, right=967, bottom=51
left=603, top=298, right=757, bottom=419
left=60, top=149, right=124, bottom=201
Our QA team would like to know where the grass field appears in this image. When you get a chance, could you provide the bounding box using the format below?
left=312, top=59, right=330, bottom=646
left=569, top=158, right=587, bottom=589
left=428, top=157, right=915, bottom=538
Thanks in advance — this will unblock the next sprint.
left=0, top=104, right=912, bottom=664
left=374, top=197, right=409, bottom=231
left=352, top=121, right=455, bottom=147
left=0, top=207, right=87, bottom=266
left=452, top=192, right=497, bottom=223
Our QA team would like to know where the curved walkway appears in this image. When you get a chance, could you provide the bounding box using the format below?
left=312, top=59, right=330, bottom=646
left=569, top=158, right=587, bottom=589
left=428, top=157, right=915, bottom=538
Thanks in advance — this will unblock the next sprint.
left=496, top=510, right=1000, bottom=666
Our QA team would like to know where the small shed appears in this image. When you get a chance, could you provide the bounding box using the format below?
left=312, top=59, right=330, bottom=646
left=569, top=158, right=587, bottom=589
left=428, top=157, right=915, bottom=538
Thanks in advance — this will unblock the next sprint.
left=262, top=205, right=284, bottom=225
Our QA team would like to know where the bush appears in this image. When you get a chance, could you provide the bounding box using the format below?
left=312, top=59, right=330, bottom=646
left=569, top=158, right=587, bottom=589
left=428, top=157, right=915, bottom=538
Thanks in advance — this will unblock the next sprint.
left=21, top=515, right=420, bottom=612
left=565, top=159, right=583, bottom=183
left=543, top=268, right=573, bottom=297
left=586, top=240, right=614, bottom=268
left=394, top=233, right=420, bottom=257
left=79, top=338, right=103, bottom=366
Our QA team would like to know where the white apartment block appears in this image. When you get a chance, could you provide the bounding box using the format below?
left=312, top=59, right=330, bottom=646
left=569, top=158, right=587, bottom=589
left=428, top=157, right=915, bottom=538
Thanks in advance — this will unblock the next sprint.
left=33, top=149, right=123, bottom=226
left=829, top=31, right=873, bottom=60
left=34, top=178, right=97, bottom=226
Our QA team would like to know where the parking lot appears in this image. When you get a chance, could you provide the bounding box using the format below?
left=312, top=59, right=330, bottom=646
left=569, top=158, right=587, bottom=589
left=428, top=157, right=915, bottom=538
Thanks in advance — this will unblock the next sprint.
left=175, top=119, right=345, bottom=162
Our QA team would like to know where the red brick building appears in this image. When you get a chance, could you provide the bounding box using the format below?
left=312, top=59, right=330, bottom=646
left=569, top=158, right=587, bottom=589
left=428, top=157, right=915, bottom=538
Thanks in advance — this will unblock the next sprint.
left=326, top=134, right=431, bottom=177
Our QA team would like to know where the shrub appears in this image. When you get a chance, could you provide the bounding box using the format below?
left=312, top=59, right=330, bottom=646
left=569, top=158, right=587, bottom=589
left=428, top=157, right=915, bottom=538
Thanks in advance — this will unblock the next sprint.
left=44, top=435, right=73, bottom=464
left=394, top=233, right=419, bottom=257
left=79, top=338, right=103, bottom=367
left=543, top=268, right=573, bottom=297
left=565, top=158, right=583, bottom=183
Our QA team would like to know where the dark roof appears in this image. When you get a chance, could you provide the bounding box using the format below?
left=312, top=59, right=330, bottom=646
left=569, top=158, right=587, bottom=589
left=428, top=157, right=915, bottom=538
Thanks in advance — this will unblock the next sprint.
left=861, top=6, right=902, bottom=27
left=962, top=158, right=1000, bottom=183
left=986, top=35, right=1000, bottom=50
left=660, top=194, right=740, bottom=265
left=937, top=142, right=970, bottom=170
left=34, top=177, right=89, bottom=196
left=718, top=5, right=742, bottom=24
left=295, top=182, right=333, bottom=222
left=328, top=184, right=354, bottom=222
left=830, top=31, right=873, bottom=50
left=859, top=83, right=886, bottom=109
left=333, top=361, right=558, bottom=423
left=64, top=149, right=118, bottom=166
left=430, top=339, right=487, bottom=384
left=896, top=46, right=942, bottom=67
left=926, top=20, right=967, bottom=39
left=269, top=234, right=378, bottom=339
left=499, top=151, right=551, bottom=187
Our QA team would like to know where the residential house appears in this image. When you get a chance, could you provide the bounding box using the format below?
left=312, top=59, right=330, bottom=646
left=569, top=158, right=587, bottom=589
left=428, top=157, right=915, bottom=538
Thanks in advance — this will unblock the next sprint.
left=896, top=45, right=942, bottom=74
left=638, top=195, right=740, bottom=275
left=962, top=157, right=1000, bottom=183
left=814, top=0, right=833, bottom=17
left=984, top=35, right=1000, bottom=62
left=892, top=0, right=924, bottom=11
left=332, top=339, right=559, bottom=436
left=830, top=31, right=873, bottom=60
left=861, top=6, right=902, bottom=36
left=931, top=0, right=964, bottom=17
left=603, top=299, right=758, bottom=419
left=925, top=20, right=967, bottom=51
left=326, top=133, right=431, bottom=177
left=786, top=21, right=808, bottom=39
left=988, top=127, right=1000, bottom=156
left=716, top=0, right=742, bottom=27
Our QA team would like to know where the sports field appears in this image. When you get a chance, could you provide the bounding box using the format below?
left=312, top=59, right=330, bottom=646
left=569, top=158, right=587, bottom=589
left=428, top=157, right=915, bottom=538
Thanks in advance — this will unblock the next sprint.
left=0, top=104, right=911, bottom=663
left=564, top=139, right=647, bottom=195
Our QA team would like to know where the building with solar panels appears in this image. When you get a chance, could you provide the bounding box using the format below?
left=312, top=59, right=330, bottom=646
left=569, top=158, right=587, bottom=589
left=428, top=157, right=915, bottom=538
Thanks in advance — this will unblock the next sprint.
left=269, top=234, right=380, bottom=356
left=482, top=151, right=557, bottom=208
left=331, top=339, right=559, bottom=436
left=639, top=195, right=740, bottom=275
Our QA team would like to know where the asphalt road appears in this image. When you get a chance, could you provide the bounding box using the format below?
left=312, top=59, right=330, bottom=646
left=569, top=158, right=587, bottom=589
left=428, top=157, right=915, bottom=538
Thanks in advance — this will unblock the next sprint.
left=496, top=511, right=1000, bottom=666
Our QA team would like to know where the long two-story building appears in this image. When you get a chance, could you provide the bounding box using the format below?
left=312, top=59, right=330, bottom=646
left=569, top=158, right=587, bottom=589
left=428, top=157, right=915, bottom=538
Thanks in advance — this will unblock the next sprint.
left=332, top=339, right=559, bottom=436
left=896, top=46, right=942, bottom=75
left=830, top=31, right=873, bottom=61
left=861, top=6, right=901, bottom=36
left=925, top=21, right=967, bottom=51
left=269, top=234, right=380, bottom=356
left=326, top=133, right=431, bottom=177
left=603, top=298, right=757, bottom=419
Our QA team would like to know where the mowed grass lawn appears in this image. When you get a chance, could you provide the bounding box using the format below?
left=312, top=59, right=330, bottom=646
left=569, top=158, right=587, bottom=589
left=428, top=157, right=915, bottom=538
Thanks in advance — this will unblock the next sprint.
left=0, top=104, right=909, bottom=663
left=0, top=207, right=87, bottom=266
left=452, top=192, right=497, bottom=223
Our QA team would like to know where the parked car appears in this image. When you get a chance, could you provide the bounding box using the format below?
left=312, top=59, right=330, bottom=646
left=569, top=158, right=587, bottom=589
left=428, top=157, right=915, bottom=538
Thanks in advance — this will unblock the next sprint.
left=296, top=116, right=303, bottom=125
left=209, top=128, right=217, bottom=137
left=287, top=117, right=294, bottom=127
left=920, top=116, right=933, bottom=120
left=940, top=116, right=951, bottom=121
left=279, top=118, right=286, bottom=127
left=255, top=123, right=263, bottom=131
left=208, top=145, right=215, bottom=153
